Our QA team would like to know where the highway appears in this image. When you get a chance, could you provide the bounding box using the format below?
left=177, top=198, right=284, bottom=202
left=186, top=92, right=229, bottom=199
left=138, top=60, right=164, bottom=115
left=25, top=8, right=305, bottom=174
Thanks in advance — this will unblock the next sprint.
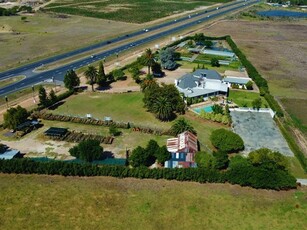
left=0, top=0, right=258, bottom=97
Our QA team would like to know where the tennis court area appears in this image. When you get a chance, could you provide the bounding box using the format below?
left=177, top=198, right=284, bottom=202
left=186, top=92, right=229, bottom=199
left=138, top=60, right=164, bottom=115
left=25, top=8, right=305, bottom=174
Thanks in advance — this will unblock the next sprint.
left=231, top=111, right=293, bottom=156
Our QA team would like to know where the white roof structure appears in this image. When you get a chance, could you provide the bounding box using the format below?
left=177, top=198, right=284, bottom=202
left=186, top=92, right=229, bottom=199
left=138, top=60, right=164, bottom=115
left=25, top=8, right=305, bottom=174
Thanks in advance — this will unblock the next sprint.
left=0, top=149, right=20, bottom=160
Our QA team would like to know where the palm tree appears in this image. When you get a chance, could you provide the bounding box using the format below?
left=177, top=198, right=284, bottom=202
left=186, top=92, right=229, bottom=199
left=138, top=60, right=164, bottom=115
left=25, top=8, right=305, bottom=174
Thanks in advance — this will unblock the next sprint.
left=85, top=65, right=97, bottom=91
left=144, top=48, right=155, bottom=75
left=152, top=96, right=173, bottom=121
left=171, top=118, right=196, bottom=136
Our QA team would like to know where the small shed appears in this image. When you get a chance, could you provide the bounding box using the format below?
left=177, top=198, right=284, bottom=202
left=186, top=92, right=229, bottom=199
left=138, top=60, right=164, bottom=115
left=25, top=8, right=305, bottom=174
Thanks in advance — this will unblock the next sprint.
left=44, top=127, right=68, bottom=137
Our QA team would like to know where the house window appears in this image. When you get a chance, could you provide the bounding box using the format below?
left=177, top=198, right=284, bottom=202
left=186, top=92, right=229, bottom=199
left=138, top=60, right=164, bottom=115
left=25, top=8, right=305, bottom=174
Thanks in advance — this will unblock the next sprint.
left=176, top=152, right=179, bottom=159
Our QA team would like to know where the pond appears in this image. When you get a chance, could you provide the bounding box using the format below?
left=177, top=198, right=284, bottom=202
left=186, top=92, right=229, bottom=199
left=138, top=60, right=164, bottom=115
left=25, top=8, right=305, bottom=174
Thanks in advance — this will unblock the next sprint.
left=257, top=10, right=307, bottom=18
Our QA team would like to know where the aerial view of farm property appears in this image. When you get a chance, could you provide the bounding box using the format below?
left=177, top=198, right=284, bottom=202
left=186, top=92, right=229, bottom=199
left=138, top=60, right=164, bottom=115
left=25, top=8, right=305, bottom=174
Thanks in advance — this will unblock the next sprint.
left=0, top=0, right=306, bottom=229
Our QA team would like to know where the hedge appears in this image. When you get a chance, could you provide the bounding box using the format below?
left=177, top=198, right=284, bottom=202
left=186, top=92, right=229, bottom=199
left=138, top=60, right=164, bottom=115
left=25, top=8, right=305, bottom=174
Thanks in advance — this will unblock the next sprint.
left=0, top=159, right=297, bottom=190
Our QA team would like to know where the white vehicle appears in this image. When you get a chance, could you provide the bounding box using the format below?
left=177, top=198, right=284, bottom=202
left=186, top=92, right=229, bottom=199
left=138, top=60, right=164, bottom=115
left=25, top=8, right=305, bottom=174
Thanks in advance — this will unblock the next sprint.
left=216, top=7, right=219, bottom=10
left=90, top=55, right=95, bottom=58
left=143, top=29, right=149, bottom=32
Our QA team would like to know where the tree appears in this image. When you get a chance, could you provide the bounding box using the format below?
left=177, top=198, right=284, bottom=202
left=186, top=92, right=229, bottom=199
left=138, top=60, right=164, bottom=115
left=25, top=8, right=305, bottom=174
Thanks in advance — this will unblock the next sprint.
left=152, top=96, right=173, bottom=121
left=204, top=40, right=213, bottom=48
left=64, top=69, right=80, bottom=90
left=112, top=69, right=126, bottom=81
left=129, top=146, right=151, bottom=167
left=151, top=62, right=163, bottom=76
left=49, top=89, right=57, bottom=105
left=248, top=148, right=289, bottom=171
left=252, top=98, right=262, bottom=110
left=3, top=106, right=29, bottom=130
left=38, top=85, right=49, bottom=107
left=246, top=80, right=253, bottom=90
left=155, top=145, right=171, bottom=164
left=69, top=140, right=103, bottom=162
left=195, top=151, right=216, bottom=169
left=213, top=151, right=229, bottom=170
left=212, top=104, right=223, bottom=114
left=143, top=48, right=155, bottom=75
left=171, top=118, right=196, bottom=136
left=85, top=65, right=98, bottom=91
left=194, top=33, right=205, bottom=44
left=211, top=57, right=220, bottom=67
left=97, top=61, right=107, bottom=87
left=210, top=129, right=244, bottom=153
left=160, top=48, right=177, bottom=70
left=129, top=66, right=141, bottom=83
left=146, top=140, right=160, bottom=157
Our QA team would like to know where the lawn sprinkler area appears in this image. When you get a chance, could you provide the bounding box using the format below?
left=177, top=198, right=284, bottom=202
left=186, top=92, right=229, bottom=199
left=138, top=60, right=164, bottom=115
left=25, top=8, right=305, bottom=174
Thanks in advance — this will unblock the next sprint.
left=231, top=111, right=293, bottom=156
left=193, top=105, right=213, bottom=114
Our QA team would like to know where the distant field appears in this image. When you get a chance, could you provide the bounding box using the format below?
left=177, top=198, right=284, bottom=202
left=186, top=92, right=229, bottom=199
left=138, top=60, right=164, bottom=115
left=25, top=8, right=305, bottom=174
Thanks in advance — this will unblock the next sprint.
left=0, top=174, right=306, bottom=229
left=0, top=13, right=140, bottom=71
left=44, top=0, right=229, bottom=23
left=281, top=98, right=307, bottom=136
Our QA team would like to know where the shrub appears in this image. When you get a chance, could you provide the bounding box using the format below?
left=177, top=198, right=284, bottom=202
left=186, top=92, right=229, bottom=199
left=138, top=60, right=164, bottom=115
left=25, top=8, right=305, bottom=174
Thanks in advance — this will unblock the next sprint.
left=69, top=140, right=103, bottom=162
left=210, top=129, right=244, bottom=153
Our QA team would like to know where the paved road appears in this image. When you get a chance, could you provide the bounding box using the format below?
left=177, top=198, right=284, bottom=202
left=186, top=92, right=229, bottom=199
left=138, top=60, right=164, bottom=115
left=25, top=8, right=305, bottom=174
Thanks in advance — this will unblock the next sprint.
left=0, top=0, right=258, bottom=97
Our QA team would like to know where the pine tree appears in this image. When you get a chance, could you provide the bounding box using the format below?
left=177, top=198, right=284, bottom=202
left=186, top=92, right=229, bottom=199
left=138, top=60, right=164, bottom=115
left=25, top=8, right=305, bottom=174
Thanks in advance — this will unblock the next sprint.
left=38, top=85, right=49, bottom=107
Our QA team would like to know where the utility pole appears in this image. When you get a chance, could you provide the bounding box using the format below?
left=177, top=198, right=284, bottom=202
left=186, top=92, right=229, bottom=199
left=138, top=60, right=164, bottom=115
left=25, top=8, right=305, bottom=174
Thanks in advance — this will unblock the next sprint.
left=32, top=85, right=36, bottom=103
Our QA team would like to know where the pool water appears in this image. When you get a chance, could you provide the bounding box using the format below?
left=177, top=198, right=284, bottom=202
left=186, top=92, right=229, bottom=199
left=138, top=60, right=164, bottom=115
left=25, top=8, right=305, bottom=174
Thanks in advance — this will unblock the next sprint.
left=193, top=105, right=213, bottom=113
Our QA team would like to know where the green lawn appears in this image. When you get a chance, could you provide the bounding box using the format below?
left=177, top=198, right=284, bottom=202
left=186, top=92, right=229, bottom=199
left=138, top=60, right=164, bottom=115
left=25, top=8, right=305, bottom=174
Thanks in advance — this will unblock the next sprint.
left=178, top=60, right=241, bottom=72
left=52, top=92, right=224, bottom=150
left=0, top=174, right=306, bottom=229
left=228, top=90, right=266, bottom=107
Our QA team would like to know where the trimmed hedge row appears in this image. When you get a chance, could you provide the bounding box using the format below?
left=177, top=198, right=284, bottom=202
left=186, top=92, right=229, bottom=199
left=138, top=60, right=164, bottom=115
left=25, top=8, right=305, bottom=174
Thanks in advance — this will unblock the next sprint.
left=0, top=159, right=297, bottom=190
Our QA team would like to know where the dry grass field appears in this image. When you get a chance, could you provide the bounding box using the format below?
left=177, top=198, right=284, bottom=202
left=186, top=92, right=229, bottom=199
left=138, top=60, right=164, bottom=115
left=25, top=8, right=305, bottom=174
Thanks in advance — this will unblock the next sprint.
left=0, top=173, right=306, bottom=229
left=203, top=19, right=307, bottom=138
left=0, top=13, right=141, bottom=71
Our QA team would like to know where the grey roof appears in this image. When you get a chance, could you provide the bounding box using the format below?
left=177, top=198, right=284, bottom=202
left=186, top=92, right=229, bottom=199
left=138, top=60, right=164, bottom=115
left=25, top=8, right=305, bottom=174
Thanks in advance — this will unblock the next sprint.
left=177, top=74, right=198, bottom=89
left=223, top=77, right=251, bottom=85
left=202, top=49, right=235, bottom=57
left=193, top=69, right=222, bottom=80
left=0, top=149, right=20, bottom=160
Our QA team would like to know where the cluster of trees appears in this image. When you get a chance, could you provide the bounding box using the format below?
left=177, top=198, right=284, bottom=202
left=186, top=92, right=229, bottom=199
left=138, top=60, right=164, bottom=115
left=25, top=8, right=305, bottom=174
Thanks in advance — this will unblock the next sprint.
left=69, top=140, right=103, bottom=162
left=268, top=0, right=306, bottom=5
left=199, top=104, right=231, bottom=125
left=194, top=33, right=214, bottom=47
left=142, top=80, right=185, bottom=121
left=211, top=57, right=220, bottom=67
left=0, top=6, right=32, bottom=16
left=210, top=128, right=244, bottom=153
left=38, top=86, right=57, bottom=107
left=129, top=140, right=170, bottom=167
left=227, top=148, right=295, bottom=190
left=3, top=106, right=29, bottom=130
left=159, top=48, right=178, bottom=70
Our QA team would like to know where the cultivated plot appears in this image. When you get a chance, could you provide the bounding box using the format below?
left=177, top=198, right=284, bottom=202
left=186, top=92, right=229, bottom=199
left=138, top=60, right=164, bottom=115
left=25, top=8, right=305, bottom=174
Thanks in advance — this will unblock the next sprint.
left=231, top=111, right=293, bottom=156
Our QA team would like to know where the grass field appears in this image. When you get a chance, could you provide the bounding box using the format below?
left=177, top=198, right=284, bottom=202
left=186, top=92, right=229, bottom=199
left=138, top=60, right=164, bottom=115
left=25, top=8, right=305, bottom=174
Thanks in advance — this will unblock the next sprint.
left=0, top=173, right=306, bottom=229
left=228, top=90, right=265, bottom=107
left=0, top=13, right=140, bottom=71
left=44, top=0, right=229, bottom=23
left=52, top=91, right=224, bottom=149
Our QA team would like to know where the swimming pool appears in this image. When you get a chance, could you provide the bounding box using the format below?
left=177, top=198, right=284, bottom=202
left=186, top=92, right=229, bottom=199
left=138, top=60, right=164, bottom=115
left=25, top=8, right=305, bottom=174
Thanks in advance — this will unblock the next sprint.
left=193, top=105, right=213, bottom=113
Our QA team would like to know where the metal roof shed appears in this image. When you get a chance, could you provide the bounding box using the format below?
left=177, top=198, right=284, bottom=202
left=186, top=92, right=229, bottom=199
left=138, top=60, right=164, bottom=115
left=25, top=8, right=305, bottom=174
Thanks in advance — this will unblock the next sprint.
left=0, top=150, right=21, bottom=160
left=44, top=127, right=68, bottom=137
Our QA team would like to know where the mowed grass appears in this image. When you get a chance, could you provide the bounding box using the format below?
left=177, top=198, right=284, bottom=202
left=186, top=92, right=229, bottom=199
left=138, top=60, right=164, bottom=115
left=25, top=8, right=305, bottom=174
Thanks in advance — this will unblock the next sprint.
left=54, top=92, right=169, bottom=129
left=228, top=90, right=266, bottom=107
left=0, top=174, right=306, bottom=229
left=44, top=0, right=230, bottom=23
left=52, top=92, right=224, bottom=149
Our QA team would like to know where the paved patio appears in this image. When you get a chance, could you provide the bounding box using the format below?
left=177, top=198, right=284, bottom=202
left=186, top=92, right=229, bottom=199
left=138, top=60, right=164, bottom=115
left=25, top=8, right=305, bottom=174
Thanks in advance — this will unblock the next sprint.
left=231, top=111, right=293, bottom=156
